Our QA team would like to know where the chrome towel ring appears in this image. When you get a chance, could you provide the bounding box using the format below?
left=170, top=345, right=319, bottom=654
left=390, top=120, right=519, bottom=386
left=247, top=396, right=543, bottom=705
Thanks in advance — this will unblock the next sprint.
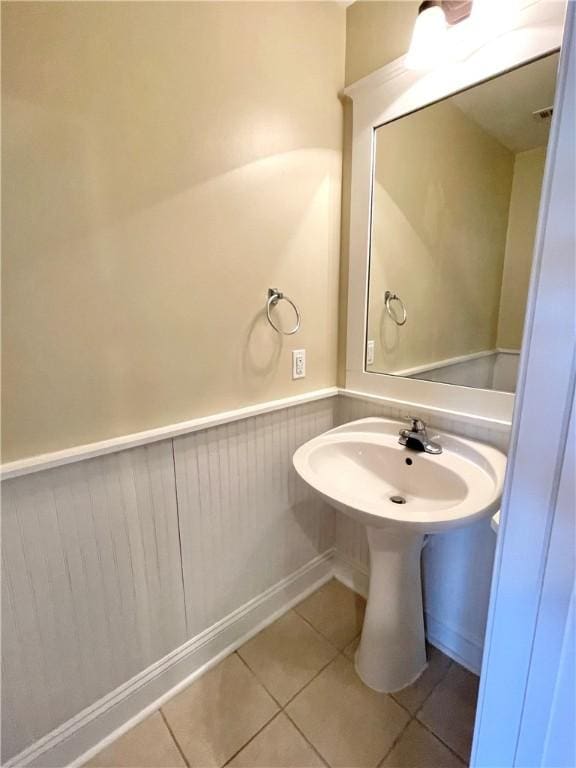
left=384, top=291, right=407, bottom=326
left=266, top=288, right=301, bottom=335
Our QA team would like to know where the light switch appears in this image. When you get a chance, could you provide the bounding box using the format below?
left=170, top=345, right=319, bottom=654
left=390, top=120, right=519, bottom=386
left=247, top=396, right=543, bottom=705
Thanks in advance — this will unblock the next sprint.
left=292, top=349, right=306, bottom=379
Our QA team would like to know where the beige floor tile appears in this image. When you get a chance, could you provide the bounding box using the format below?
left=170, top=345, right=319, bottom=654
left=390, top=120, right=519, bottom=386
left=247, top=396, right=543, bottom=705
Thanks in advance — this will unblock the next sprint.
left=391, top=645, right=452, bottom=715
left=228, top=713, right=324, bottom=767
left=162, top=653, right=279, bottom=767
left=85, top=712, right=185, bottom=768
left=286, top=655, right=409, bottom=768
left=417, top=664, right=479, bottom=762
left=381, top=721, right=465, bottom=768
left=294, top=579, right=366, bottom=649
left=238, top=611, right=338, bottom=705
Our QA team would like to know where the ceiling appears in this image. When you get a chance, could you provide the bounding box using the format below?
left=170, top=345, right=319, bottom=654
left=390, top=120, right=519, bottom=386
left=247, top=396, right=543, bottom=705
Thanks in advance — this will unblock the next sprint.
left=452, top=52, right=559, bottom=153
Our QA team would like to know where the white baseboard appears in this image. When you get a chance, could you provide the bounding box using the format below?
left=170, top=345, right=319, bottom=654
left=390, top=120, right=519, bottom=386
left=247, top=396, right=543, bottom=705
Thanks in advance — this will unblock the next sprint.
left=333, top=550, right=369, bottom=598
left=6, top=550, right=334, bottom=768
left=425, top=613, right=483, bottom=675
left=7, top=547, right=484, bottom=768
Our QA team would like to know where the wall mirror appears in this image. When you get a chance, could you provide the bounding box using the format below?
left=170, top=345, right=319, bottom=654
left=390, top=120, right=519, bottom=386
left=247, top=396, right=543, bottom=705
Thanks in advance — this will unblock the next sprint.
left=365, top=52, right=559, bottom=394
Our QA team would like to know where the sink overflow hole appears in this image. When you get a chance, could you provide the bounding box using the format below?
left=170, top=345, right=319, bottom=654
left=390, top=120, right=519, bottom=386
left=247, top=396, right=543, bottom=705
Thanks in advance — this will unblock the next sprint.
left=405, top=458, right=413, bottom=466
left=390, top=495, right=407, bottom=505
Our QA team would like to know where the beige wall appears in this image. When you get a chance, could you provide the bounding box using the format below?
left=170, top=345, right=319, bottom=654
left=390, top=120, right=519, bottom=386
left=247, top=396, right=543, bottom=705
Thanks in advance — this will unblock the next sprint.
left=345, top=1, right=417, bottom=85
left=1, top=2, right=345, bottom=461
left=497, top=146, right=547, bottom=349
left=367, top=101, right=515, bottom=373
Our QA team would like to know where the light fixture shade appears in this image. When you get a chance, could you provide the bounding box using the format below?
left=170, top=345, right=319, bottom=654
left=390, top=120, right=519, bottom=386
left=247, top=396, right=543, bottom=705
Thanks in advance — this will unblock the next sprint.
left=405, top=2, right=448, bottom=70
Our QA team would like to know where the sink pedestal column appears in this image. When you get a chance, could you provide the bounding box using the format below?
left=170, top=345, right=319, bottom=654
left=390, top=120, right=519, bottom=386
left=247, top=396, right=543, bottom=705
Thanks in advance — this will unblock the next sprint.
left=355, top=526, right=427, bottom=692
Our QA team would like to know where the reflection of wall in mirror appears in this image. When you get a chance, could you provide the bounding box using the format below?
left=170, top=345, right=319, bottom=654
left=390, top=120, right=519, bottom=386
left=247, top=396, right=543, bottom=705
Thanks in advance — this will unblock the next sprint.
left=497, top=146, right=547, bottom=349
left=368, top=98, right=515, bottom=374
left=367, top=100, right=546, bottom=387
left=411, top=350, right=519, bottom=394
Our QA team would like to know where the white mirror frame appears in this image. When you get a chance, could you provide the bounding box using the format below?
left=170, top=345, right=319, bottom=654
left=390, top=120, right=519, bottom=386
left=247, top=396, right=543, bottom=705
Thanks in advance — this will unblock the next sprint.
left=343, top=0, right=565, bottom=428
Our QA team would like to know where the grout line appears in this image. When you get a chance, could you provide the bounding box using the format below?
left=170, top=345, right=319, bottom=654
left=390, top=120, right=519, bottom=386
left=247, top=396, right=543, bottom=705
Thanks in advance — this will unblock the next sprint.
left=292, top=605, right=355, bottom=653
left=282, top=709, right=331, bottom=768
left=386, top=662, right=454, bottom=720
left=415, top=718, right=469, bottom=766
left=236, top=641, right=339, bottom=714
left=267, top=595, right=347, bottom=659
left=388, top=695, right=414, bottom=720
left=411, top=658, right=454, bottom=720
left=293, top=611, right=337, bottom=645
left=221, top=710, right=282, bottom=767
left=376, top=718, right=413, bottom=768
left=280, top=652, right=339, bottom=709
left=411, top=656, right=473, bottom=765
left=233, top=649, right=332, bottom=767
left=159, top=708, right=190, bottom=768
left=233, top=651, right=286, bottom=710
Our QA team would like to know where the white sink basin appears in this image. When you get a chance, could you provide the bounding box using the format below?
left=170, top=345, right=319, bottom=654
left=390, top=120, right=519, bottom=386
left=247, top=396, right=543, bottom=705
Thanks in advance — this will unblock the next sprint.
left=293, top=417, right=507, bottom=693
left=293, top=418, right=506, bottom=533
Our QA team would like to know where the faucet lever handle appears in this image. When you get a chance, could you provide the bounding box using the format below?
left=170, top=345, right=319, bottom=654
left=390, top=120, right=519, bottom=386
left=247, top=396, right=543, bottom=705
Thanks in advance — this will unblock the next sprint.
left=405, top=416, right=426, bottom=432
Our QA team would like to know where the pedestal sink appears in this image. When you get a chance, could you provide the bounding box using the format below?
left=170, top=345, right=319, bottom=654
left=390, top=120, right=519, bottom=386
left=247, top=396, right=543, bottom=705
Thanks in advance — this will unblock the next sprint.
left=293, top=417, right=507, bottom=693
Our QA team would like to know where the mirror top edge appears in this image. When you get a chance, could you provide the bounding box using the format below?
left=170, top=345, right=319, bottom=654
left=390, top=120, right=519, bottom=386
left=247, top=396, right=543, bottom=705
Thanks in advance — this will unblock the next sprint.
left=370, top=49, right=560, bottom=134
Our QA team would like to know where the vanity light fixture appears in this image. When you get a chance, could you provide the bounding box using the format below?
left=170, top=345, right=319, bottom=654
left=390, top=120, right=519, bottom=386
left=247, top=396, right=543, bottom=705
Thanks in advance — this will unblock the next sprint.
left=406, top=0, right=473, bottom=70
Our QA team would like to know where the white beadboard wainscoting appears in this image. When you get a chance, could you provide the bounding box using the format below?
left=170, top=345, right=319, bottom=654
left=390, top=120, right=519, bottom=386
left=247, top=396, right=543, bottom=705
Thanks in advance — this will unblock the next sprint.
left=401, top=350, right=521, bottom=394
left=1, top=390, right=510, bottom=767
left=1, top=396, right=337, bottom=767
left=2, top=442, right=188, bottom=763
left=172, top=405, right=336, bottom=637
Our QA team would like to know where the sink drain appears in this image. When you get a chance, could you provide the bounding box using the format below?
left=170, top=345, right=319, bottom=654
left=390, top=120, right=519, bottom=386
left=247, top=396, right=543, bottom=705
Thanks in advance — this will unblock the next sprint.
left=390, top=495, right=407, bottom=505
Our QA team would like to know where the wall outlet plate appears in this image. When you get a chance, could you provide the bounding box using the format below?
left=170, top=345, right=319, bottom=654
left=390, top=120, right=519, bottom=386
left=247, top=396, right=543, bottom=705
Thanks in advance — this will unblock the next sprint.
left=292, top=349, right=306, bottom=379
left=366, top=340, right=375, bottom=366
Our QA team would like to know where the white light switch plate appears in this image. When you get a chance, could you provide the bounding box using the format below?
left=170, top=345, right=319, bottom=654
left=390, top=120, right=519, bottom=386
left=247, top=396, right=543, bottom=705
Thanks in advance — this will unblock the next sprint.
left=367, top=340, right=375, bottom=366
left=292, top=349, right=306, bottom=379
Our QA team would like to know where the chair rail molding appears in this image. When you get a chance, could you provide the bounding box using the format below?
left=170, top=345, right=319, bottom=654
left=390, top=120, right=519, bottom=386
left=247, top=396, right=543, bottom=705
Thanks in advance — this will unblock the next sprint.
left=0, top=387, right=339, bottom=480
left=1, top=386, right=513, bottom=481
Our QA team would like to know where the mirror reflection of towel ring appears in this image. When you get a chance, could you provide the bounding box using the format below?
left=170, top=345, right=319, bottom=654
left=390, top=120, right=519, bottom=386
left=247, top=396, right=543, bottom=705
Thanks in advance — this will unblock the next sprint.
left=384, top=291, right=407, bottom=326
left=266, top=288, right=301, bottom=335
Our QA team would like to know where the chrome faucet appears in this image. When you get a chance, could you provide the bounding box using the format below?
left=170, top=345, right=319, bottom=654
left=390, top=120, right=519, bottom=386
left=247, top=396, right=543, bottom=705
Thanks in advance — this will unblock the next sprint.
left=399, top=417, right=442, bottom=455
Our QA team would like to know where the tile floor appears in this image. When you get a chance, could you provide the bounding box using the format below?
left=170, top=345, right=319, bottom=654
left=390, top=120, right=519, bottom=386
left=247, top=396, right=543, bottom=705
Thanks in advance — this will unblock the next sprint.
left=86, top=580, right=479, bottom=768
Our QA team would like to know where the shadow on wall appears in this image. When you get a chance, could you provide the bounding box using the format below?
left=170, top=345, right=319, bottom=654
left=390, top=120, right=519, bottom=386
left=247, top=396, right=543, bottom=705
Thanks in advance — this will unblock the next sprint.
left=379, top=312, right=401, bottom=357
left=4, top=104, right=342, bottom=460
left=2, top=143, right=341, bottom=459
left=2, top=1, right=344, bottom=461
left=243, top=308, right=284, bottom=382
